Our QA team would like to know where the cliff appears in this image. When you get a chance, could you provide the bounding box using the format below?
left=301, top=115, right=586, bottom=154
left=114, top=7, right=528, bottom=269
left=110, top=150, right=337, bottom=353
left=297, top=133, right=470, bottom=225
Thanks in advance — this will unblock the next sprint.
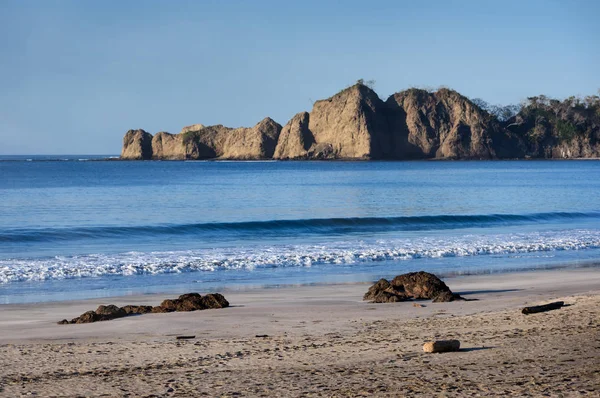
left=274, top=84, right=393, bottom=159
left=385, top=88, right=525, bottom=159
left=120, top=84, right=599, bottom=160
left=124, top=118, right=282, bottom=160
left=121, top=129, right=153, bottom=160
left=274, top=85, right=525, bottom=160
left=503, top=96, right=600, bottom=158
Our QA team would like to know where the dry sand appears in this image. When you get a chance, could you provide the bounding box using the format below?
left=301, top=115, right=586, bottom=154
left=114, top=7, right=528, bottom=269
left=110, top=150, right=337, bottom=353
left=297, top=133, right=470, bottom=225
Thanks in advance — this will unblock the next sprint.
left=0, top=269, right=599, bottom=397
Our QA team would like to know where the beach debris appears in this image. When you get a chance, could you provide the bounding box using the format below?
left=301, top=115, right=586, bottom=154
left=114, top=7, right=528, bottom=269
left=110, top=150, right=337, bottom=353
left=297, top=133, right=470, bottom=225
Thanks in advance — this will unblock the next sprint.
left=413, top=303, right=426, bottom=308
left=364, top=271, right=464, bottom=303
left=57, top=293, right=229, bottom=324
left=423, top=340, right=461, bottom=353
left=176, top=335, right=196, bottom=340
left=255, top=334, right=270, bottom=338
left=521, top=301, right=565, bottom=315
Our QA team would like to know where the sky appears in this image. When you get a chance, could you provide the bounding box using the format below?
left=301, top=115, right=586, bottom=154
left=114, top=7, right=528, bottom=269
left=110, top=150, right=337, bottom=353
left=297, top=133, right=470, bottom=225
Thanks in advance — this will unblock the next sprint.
left=0, top=0, right=598, bottom=155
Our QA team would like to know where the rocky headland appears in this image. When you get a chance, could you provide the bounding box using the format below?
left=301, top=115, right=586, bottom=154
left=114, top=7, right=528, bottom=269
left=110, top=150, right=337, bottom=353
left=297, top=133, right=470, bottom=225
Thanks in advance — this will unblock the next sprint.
left=121, top=83, right=600, bottom=160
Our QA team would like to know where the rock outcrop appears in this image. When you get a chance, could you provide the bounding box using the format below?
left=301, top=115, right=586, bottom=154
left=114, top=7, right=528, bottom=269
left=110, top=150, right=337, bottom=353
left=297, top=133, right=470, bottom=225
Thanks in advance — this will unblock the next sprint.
left=364, top=271, right=463, bottom=303
left=120, top=84, right=600, bottom=160
left=179, top=124, right=205, bottom=134
left=58, top=293, right=229, bottom=324
left=136, top=118, right=282, bottom=160
left=152, top=292, right=229, bottom=313
left=363, top=278, right=409, bottom=303
left=385, top=88, right=525, bottom=159
left=274, top=85, right=392, bottom=159
left=504, top=96, right=600, bottom=159
left=273, top=112, right=314, bottom=159
left=121, top=129, right=153, bottom=160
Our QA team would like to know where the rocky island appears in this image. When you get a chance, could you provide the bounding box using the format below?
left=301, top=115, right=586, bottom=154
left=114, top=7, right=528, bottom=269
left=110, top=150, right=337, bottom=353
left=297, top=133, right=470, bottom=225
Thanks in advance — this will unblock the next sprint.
left=121, top=83, right=600, bottom=160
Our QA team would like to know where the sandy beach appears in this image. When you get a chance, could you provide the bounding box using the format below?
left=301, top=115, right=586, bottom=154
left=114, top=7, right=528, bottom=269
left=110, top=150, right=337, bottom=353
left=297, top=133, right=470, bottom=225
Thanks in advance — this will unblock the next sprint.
left=1, top=268, right=599, bottom=397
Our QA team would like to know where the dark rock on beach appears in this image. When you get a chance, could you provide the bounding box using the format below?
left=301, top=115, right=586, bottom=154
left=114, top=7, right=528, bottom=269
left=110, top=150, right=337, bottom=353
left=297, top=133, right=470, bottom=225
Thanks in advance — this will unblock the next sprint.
left=432, top=290, right=464, bottom=303
left=363, top=279, right=410, bottom=303
left=59, top=305, right=130, bottom=325
left=156, top=293, right=229, bottom=313
left=58, top=293, right=229, bottom=324
left=121, top=305, right=154, bottom=315
left=391, top=271, right=453, bottom=300
left=200, top=292, right=230, bottom=309
left=95, top=304, right=127, bottom=318
left=364, top=271, right=463, bottom=303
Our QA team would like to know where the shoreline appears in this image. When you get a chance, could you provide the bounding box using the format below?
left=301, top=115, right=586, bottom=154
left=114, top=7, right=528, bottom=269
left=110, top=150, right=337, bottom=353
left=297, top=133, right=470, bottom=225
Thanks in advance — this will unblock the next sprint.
left=1, top=267, right=599, bottom=343
left=1, top=268, right=599, bottom=396
left=3, top=259, right=600, bottom=306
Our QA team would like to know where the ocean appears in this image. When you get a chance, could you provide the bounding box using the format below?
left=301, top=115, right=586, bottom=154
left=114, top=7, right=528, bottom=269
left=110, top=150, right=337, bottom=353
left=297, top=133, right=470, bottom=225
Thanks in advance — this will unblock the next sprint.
left=1, top=157, right=599, bottom=304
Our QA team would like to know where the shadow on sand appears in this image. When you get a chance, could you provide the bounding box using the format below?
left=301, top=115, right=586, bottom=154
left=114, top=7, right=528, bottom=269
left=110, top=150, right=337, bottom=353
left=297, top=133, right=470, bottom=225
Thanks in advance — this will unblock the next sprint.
left=460, top=346, right=495, bottom=352
left=457, top=289, right=522, bottom=295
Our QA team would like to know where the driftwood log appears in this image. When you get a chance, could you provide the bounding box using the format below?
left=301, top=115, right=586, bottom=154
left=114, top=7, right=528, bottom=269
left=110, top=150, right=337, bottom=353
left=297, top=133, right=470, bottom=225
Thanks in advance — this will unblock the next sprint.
left=176, top=335, right=196, bottom=340
left=423, top=340, right=461, bottom=353
left=521, top=301, right=564, bottom=315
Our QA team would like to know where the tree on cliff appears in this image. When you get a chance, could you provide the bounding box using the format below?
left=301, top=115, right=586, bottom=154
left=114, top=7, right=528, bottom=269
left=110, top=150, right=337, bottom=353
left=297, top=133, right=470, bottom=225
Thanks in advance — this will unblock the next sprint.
left=356, top=79, right=376, bottom=90
left=471, top=98, right=521, bottom=121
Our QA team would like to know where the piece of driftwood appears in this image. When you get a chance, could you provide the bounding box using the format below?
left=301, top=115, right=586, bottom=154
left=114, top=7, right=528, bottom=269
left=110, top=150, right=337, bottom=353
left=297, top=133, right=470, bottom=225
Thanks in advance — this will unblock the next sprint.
left=521, top=301, right=564, bottom=315
left=176, top=335, right=196, bottom=340
left=423, top=340, right=460, bottom=353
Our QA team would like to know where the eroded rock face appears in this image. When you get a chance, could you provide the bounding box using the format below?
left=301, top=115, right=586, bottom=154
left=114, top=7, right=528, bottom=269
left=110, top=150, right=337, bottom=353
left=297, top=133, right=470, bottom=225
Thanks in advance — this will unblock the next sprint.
left=120, top=84, right=599, bottom=160
left=121, top=129, right=153, bottom=160
left=364, top=272, right=463, bottom=303
left=273, top=112, right=314, bottom=159
left=149, top=118, right=282, bottom=160
left=385, top=88, right=519, bottom=159
left=57, top=293, right=229, bottom=324
left=221, top=117, right=282, bottom=159
left=307, top=84, right=391, bottom=159
left=179, top=124, right=205, bottom=134
left=152, top=132, right=188, bottom=160
left=274, top=84, right=393, bottom=159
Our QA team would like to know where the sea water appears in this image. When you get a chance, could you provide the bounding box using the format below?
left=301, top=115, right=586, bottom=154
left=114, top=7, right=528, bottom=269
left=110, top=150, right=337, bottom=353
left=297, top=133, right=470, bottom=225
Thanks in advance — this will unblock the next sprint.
left=1, top=157, right=599, bottom=303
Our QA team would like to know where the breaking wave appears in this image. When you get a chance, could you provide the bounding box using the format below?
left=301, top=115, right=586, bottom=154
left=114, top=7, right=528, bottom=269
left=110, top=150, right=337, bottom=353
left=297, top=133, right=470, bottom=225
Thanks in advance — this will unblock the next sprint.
left=2, top=229, right=599, bottom=283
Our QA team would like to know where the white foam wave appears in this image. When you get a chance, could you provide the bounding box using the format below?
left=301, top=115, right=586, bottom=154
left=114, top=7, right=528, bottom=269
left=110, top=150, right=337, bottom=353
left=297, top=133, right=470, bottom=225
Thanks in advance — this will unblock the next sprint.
left=1, top=229, right=599, bottom=283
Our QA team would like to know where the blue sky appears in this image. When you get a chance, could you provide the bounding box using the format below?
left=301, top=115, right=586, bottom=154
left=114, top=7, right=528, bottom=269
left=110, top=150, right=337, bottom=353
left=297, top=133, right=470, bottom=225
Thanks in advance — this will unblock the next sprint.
left=1, top=0, right=598, bottom=154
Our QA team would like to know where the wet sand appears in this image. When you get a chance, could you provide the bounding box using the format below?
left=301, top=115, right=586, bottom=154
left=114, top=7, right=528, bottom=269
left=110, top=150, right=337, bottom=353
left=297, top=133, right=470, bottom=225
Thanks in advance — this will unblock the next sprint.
left=0, top=269, right=599, bottom=397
